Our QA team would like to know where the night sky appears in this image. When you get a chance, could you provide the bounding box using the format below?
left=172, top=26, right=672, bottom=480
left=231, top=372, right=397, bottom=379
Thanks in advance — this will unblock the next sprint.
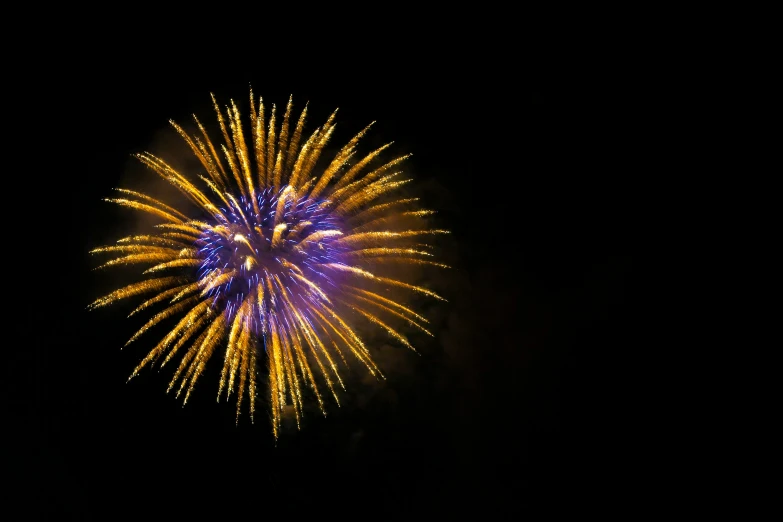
left=14, top=28, right=636, bottom=519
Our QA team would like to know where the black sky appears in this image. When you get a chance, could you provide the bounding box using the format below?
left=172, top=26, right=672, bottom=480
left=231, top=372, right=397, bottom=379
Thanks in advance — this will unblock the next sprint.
left=12, top=24, right=638, bottom=519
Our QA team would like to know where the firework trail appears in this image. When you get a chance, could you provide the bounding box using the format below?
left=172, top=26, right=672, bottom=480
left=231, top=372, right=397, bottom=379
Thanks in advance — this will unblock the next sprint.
left=90, top=90, right=448, bottom=437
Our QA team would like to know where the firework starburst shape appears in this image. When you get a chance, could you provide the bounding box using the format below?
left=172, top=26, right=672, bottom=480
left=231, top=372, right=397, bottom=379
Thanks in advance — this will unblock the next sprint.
left=90, top=90, right=448, bottom=437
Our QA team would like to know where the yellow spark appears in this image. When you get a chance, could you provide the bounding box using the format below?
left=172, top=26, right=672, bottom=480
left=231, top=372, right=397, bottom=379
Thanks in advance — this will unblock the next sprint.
left=344, top=248, right=434, bottom=258
left=322, top=263, right=376, bottom=279
left=89, top=276, right=186, bottom=310
left=144, top=258, right=201, bottom=273
left=293, top=229, right=343, bottom=252
left=128, top=283, right=192, bottom=317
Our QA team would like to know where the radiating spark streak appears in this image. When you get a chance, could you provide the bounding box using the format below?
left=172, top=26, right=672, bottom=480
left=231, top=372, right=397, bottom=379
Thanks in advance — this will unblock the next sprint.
left=155, top=223, right=206, bottom=236
left=298, top=129, right=334, bottom=190
left=170, top=280, right=206, bottom=304
left=219, top=305, right=246, bottom=400
left=296, top=312, right=345, bottom=391
left=90, top=244, right=181, bottom=256
left=287, top=137, right=314, bottom=190
left=337, top=230, right=450, bottom=246
left=344, top=248, right=434, bottom=259
left=229, top=100, right=258, bottom=215
left=160, top=232, right=200, bottom=244
left=211, top=93, right=236, bottom=164
left=276, top=96, right=293, bottom=178
left=349, top=198, right=420, bottom=225
left=337, top=298, right=416, bottom=351
left=194, top=114, right=230, bottom=187
left=181, top=317, right=226, bottom=403
left=224, top=311, right=246, bottom=400
left=169, top=120, right=226, bottom=189
left=344, top=286, right=430, bottom=324
left=144, top=258, right=201, bottom=273
left=370, top=257, right=452, bottom=268
left=248, top=343, right=258, bottom=423
left=251, top=96, right=267, bottom=187
left=103, top=198, right=183, bottom=224
left=178, top=318, right=223, bottom=396
left=116, top=235, right=189, bottom=248
left=279, top=330, right=302, bottom=425
left=93, top=252, right=177, bottom=270
left=347, top=292, right=433, bottom=336
left=276, top=279, right=342, bottom=400
left=128, top=283, right=191, bottom=317
left=309, top=122, right=373, bottom=200
left=135, top=153, right=216, bottom=212
left=225, top=193, right=253, bottom=231
left=404, top=210, right=437, bottom=217
left=129, top=316, right=205, bottom=380
left=268, top=317, right=286, bottom=426
left=167, top=326, right=211, bottom=393
left=290, top=273, right=330, bottom=302
left=91, top=90, right=446, bottom=437
left=89, top=276, right=186, bottom=310
left=198, top=175, right=231, bottom=207
left=306, top=304, right=381, bottom=376
left=284, top=102, right=308, bottom=174
left=321, top=263, right=375, bottom=278
left=332, top=142, right=393, bottom=191
left=308, top=316, right=349, bottom=366
left=124, top=295, right=202, bottom=347
left=232, top=326, right=251, bottom=422
left=113, top=189, right=191, bottom=221
left=329, top=158, right=411, bottom=210
left=373, top=276, right=447, bottom=301
left=266, top=104, right=278, bottom=187
left=334, top=178, right=413, bottom=215
left=294, top=229, right=343, bottom=252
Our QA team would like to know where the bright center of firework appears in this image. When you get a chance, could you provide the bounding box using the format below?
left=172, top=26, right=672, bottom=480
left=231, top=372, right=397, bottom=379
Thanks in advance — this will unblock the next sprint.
left=197, top=186, right=344, bottom=328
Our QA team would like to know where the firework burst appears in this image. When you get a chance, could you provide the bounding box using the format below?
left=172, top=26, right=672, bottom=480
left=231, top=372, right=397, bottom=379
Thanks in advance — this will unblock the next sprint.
left=90, top=90, right=448, bottom=437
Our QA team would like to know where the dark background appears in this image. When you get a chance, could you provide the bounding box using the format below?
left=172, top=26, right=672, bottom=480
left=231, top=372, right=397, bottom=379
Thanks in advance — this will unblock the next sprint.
left=12, top=22, right=638, bottom=519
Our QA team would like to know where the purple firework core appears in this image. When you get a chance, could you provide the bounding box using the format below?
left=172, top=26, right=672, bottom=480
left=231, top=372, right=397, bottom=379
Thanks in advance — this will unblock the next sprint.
left=196, top=186, right=347, bottom=339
